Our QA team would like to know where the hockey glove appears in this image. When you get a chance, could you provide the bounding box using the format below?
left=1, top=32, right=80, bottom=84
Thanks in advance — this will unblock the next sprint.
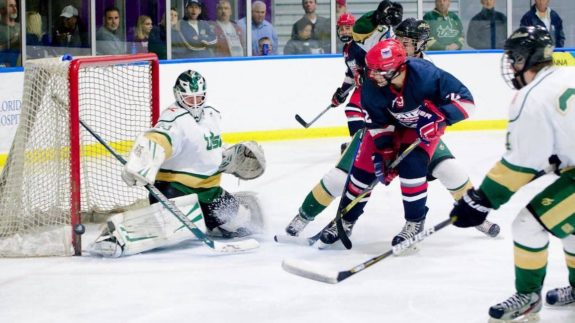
left=450, top=188, right=492, bottom=228
left=372, top=148, right=397, bottom=186
left=121, top=135, right=166, bottom=186
left=331, top=87, right=349, bottom=107
left=373, top=1, right=403, bottom=26
left=416, top=101, right=445, bottom=144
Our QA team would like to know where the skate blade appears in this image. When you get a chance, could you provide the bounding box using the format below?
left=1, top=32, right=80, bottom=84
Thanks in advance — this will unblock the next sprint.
left=488, top=312, right=540, bottom=323
left=315, top=239, right=347, bottom=250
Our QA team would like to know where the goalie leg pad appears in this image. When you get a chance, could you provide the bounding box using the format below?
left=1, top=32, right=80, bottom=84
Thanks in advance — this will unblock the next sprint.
left=219, top=141, right=266, bottom=180
left=89, top=194, right=205, bottom=257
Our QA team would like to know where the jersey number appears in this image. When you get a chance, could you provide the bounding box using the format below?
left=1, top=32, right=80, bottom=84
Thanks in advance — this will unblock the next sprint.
left=558, top=88, right=575, bottom=114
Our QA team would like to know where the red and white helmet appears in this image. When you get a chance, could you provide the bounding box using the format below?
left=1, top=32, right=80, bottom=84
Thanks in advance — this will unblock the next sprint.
left=337, top=13, right=355, bottom=43
left=365, top=39, right=407, bottom=86
left=337, top=13, right=356, bottom=27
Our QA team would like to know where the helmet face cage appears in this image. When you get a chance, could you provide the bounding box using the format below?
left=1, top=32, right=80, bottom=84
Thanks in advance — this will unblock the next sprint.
left=337, top=13, right=355, bottom=43
left=174, top=70, right=207, bottom=121
left=395, top=19, right=430, bottom=55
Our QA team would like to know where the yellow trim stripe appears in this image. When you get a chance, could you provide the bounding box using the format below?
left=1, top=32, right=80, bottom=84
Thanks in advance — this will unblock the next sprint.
left=514, top=245, right=548, bottom=270
left=486, top=161, right=535, bottom=193
left=155, top=172, right=221, bottom=188
left=144, top=132, right=173, bottom=160
left=539, top=194, right=575, bottom=230
left=311, top=183, right=335, bottom=206
left=0, top=119, right=508, bottom=169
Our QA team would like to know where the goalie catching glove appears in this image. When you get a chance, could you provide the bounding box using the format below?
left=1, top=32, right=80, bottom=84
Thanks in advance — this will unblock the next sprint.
left=121, top=134, right=166, bottom=186
left=219, top=141, right=266, bottom=180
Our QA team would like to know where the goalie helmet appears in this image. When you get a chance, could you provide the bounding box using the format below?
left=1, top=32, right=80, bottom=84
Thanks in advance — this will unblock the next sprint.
left=395, top=18, right=431, bottom=56
left=174, top=70, right=207, bottom=121
left=365, top=38, right=407, bottom=86
left=373, top=1, right=403, bottom=27
left=337, top=13, right=356, bottom=43
left=501, top=26, right=554, bottom=90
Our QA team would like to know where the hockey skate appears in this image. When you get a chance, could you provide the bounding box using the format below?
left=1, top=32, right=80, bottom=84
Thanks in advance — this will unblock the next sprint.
left=391, top=219, right=425, bottom=255
left=285, top=211, right=312, bottom=237
left=316, top=219, right=355, bottom=249
left=475, top=219, right=501, bottom=238
left=488, top=292, right=541, bottom=322
left=545, top=286, right=575, bottom=306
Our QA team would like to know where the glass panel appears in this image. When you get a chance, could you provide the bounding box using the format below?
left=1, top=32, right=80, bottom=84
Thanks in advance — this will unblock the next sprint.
left=95, top=2, right=127, bottom=55
left=26, top=0, right=91, bottom=60
left=280, top=0, right=332, bottom=55
left=459, top=0, right=508, bottom=50
left=513, top=0, right=571, bottom=48
left=0, top=0, right=22, bottom=67
left=422, top=0, right=465, bottom=51
left=169, top=0, right=246, bottom=59
left=238, top=0, right=277, bottom=56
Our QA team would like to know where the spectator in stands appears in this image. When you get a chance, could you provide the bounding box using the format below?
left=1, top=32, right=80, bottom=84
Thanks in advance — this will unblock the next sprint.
left=520, top=0, right=564, bottom=47
left=96, top=6, right=125, bottom=55
left=212, top=0, right=245, bottom=57
left=257, top=36, right=272, bottom=55
left=467, top=0, right=507, bottom=49
left=173, top=0, right=216, bottom=59
left=25, top=11, right=49, bottom=59
left=0, top=0, right=21, bottom=67
left=133, top=15, right=153, bottom=53
left=284, top=19, right=323, bottom=55
left=149, top=8, right=179, bottom=60
left=52, top=4, right=88, bottom=53
left=291, top=0, right=330, bottom=53
left=238, top=1, right=278, bottom=55
left=423, top=0, right=464, bottom=50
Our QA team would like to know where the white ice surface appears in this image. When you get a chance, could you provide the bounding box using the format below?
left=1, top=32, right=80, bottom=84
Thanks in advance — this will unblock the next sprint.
left=1, top=131, right=574, bottom=323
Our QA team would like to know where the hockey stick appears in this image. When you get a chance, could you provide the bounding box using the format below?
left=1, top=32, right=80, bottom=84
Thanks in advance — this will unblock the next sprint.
left=295, top=87, right=354, bottom=128
left=282, top=218, right=452, bottom=284
left=77, top=118, right=260, bottom=253
left=336, top=138, right=422, bottom=249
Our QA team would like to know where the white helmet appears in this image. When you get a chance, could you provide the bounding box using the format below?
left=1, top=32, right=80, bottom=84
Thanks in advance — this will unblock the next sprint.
left=173, top=70, right=207, bottom=121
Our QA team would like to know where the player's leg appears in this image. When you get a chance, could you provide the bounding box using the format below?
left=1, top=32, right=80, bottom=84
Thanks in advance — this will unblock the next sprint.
left=285, top=131, right=362, bottom=236
left=487, top=208, right=546, bottom=321
left=429, top=140, right=500, bottom=237
left=89, top=194, right=204, bottom=257
left=539, top=171, right=575, bottom=306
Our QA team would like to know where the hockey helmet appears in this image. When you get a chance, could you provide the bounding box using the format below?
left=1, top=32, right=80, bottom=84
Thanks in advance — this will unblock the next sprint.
left=501, top=26, right=554, bottom=90
left=395, top=18, right=431, bottom=55
left=337, top=13, right=356, bottom=43
left=174, top=70, right=207, bottom=121
left=365, top=38, right=407, bottom=86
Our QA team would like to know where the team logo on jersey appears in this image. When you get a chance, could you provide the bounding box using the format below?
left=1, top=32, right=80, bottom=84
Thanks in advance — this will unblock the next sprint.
left=445, top=93, right=461, bottom=101
left=389, top=109, right=419, bottom=127
left=392, top=96, right=404, bottom=109
left=541, top=198, right=554, bottom=206
left=204, top=131, right=222, bottom=150
left=155, top=122, right=172, bottom=131
left=436, top=24, right=460, bottom=38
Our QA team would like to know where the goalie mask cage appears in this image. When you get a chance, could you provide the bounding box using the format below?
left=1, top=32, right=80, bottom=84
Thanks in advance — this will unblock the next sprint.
left=0, top=54, right=159, bottom=257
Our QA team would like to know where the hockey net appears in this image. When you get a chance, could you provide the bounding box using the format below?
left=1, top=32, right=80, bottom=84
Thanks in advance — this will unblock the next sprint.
left=0, top=54, right=159, bottom=257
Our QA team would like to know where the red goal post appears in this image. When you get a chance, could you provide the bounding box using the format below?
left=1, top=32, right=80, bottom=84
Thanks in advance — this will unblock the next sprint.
left=0, top=54, right=160, bottom=257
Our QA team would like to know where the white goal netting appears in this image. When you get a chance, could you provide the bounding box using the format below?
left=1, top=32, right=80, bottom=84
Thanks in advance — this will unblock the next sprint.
left=0, top=55, right=158, bottom=256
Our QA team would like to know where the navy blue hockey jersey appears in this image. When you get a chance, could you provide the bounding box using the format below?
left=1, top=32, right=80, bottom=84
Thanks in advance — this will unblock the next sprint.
left=360, top=58, right=475, bottom=129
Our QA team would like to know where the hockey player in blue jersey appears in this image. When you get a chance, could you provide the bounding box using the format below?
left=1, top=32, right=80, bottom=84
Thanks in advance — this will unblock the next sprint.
left=318, top=38, right=475, bottom=249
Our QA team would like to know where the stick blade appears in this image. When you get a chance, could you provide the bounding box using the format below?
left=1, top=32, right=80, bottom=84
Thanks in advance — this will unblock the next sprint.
left=281, top=258, right=340, bottom=284
left=213, top=238, right=260, bottom=253
left=294, top=114, right=310, bottom=128
left=274, top=233, right=319, bottom=246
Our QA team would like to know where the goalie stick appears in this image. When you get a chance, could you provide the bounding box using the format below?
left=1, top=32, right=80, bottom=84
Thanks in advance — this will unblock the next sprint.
left=295, top=87, right=354, bottom=128
left=282, top=218, right=452, bottom=284
left=73, top=110, right=259, bottom=253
